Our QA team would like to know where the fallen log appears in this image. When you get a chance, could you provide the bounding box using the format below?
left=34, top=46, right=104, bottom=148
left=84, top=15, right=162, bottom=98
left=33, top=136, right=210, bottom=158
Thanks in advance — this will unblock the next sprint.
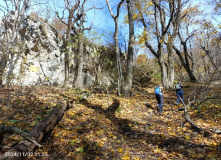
left=180, top=98, right=211, bottom=137
left=0, top=100, right=69, bottom=160
left=182, top=112, right=211, bottom=137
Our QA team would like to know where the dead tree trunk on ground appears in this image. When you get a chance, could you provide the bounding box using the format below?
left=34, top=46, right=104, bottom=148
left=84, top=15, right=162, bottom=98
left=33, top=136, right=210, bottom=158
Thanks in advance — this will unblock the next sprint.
left=0, top=101, right=70, bottom=160
left=180, top=98, right=211, bottom=137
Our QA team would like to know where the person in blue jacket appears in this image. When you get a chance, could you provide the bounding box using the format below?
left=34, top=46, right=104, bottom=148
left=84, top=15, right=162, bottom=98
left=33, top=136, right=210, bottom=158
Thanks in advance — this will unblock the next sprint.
left=154, top=84, right=164, bottom=115
left=174, top=81, right=184, bottom=105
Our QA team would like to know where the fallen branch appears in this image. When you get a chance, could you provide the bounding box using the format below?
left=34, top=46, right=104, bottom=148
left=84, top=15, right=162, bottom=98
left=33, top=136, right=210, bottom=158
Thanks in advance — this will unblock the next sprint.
left=182, top=112, right=211, bottom=137
left=0, top=100, right=70, bottom=160
left=0, top=125, right=41, bottom=147
left=194, top=97, right=221, bottom=109
left=180, top=98, right=211, bottom=137
left=210, top=129, right=221, bottom=134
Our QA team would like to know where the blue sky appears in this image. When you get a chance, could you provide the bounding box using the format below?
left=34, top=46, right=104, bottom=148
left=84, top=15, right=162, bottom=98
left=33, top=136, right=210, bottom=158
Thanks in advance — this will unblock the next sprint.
left=45, top=0, right=129, bottom=46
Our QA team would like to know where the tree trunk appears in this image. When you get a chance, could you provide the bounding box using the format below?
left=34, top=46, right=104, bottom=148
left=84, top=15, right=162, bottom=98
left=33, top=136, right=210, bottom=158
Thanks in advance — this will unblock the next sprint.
left=7, top=54, right=20, bottom=85
left=183, top=42, right=197, bottom=82
left=173, top=45, right=198, bottom=83
left=64, top=48, right=69, bottom=86
left=115, top=21, right=124, bottom=95
left=185, top=64, right=198, bottom=82
left=167, top=43, right=175, bottom=88
left=60, top=7, right=74, bottom=87
left=75, top=37, right=84, bottom=88
left=0, top=101, right=69, bottom=160
left=124, top=0, right=135, bottom=97
left=0, top=74, right=2, bottom=86
left=0, top=56, right=7, bottom=86
left=158, top=57, right=169, bottom=89
left=63, top=31, right=71, bottom=87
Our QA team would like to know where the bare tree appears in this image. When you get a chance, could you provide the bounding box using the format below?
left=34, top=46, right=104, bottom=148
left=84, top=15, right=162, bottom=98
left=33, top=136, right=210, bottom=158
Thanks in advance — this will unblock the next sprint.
left=106, top=0, right=125, bottom=95
left=139, top=0, right=173, bottom=88
left=173, top=32, right=198, bottom=82
left=172, top=4, right=204, bottom=83
left=196, top=20, right=221, bottom=81
left=0, top=0, right=31, bottom=85
left=124, top=0, right=135, bottom=97
left=56, top=0, right=98, bottom=88
left=137, top=0, right=189, bottom=88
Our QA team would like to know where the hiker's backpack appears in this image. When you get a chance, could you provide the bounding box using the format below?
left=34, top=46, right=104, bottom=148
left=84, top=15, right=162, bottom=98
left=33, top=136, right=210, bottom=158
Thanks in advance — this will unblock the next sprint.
left=175, top=83, right=181, bottom=90
left=155, top=86, right=162, bottom=95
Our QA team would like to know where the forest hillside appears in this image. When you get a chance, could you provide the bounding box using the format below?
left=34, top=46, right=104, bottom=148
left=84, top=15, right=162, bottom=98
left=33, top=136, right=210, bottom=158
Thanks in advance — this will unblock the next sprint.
left=0, top=0, right=220, bottom=159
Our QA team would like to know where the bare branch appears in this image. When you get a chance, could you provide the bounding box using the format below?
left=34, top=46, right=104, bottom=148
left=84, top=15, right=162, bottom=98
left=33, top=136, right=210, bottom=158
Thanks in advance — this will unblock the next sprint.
left=106, top=0, right=124, bottom=20
left=0, top=124, right=41, bottom=147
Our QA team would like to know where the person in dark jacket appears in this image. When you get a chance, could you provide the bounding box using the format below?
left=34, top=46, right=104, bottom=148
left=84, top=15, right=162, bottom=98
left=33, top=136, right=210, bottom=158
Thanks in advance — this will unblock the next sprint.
left=174, top=81, right=184, bottom=105
left=154, top=84, right=164, bottom=115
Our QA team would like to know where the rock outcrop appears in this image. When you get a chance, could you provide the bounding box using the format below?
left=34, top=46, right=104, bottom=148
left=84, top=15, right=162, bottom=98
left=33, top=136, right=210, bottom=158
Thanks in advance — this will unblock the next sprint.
left=0, top=13, right=115, bottom=87
left=1, top=14, right=65, bottom=86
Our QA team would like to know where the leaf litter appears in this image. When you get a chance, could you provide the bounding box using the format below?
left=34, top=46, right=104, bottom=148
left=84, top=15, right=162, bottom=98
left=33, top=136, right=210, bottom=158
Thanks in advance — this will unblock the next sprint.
left=0, top=85, right=220, bottom=159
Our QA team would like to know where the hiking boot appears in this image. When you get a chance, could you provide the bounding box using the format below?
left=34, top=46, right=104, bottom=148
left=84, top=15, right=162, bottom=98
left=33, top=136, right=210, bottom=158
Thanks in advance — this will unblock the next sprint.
left=156, top=104, right=159, bottom=111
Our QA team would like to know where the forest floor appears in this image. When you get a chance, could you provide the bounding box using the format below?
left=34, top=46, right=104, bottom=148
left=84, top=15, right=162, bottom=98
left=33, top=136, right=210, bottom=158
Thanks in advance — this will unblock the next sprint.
left=0, top=82, right=221, bottom=160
